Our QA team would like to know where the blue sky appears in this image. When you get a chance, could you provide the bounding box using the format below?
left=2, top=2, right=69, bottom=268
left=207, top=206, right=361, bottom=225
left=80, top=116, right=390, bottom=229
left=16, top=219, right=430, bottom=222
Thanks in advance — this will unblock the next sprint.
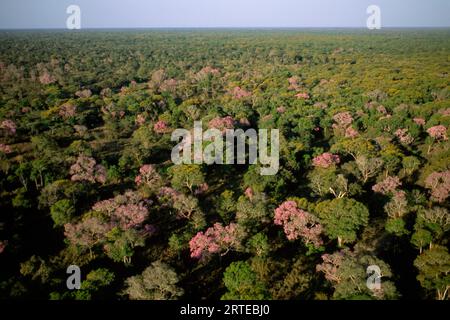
left=1, top=0, right=449, bottom=29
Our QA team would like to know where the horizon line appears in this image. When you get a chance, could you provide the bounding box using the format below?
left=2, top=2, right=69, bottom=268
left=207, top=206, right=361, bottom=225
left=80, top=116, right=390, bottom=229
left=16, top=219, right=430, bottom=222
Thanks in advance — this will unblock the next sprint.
left=1, top=26, right=450, bottom=31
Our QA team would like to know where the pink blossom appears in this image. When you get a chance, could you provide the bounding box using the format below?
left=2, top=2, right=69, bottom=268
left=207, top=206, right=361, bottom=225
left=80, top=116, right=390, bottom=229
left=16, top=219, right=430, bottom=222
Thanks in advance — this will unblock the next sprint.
left=135, top=114, right=146, bottom=126
left=70, top=155, right=106, bottom=184
left=424, top=171, right=450, bottom=203
left=394, top=128, right=414, bottom=145
left=288, top=76, right=300, bottom=91
left=312, top=152, right=340, bottom=168
left=39, top=71, right=56, bottom=85
left=427, top=125, right=448, bottom=141
left=75, top=89, right=92, bottom=99
left=413, top=118, right=426, bottom=126
left=0, top=144, right=12, bottom=154
left=154, top=120, right=169, bottom=133
left=64, top=217, right=112, bottom=248
left=244, top=187, right=254, bottom=200
left=0, top=240, right=7, bottom=254
left=195, top=66, right=220, bottom=80
left=295, top=92, right=310, bottom=99
left=230, top=86, right=251, bottom=99
left=274, top=201, right=323, bottom=247
left=276, top=106, right=286, bottom=113
left=316, top=252, right=345, bottom=283
left=189, top=223, right=243, bottom=260
left=92, top=191, right=149, bottom=230
left=345, top=127, right=359, bottom=138
left=314, top=102, right=328, bottom=109
left=160, top=79, right=178, bottom=92
left=332, top=112, right=353, bottom=128
left=59, top=102, right=77, bottom=118
left=194, top=183, right=209, bottom=195
left=208, top=116, right=235, bottom=133
left=1, top=120, right=16, bottom=135
left=372, top=176, right=402, bottom=195
left=135, top=164, right=161, bottom=187
left=376, top=105, right=387, bottom=114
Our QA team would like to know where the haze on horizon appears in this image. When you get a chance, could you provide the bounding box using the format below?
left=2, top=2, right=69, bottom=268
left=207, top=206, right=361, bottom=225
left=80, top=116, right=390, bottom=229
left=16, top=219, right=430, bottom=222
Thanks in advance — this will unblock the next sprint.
left=0, top=0, right=449, bottom=29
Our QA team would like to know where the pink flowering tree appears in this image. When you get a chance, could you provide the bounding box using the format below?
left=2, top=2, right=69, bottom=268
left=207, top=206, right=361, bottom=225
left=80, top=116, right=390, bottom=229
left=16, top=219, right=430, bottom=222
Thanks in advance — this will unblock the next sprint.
left=1, top=120, right=16, bottom=135
left=332, top=112, right=353, bottom=136
left=413, top=118, right=426, bottom=126
left=39, top=70, right=56, bottom=85
left=230, top=86, right=251, bottom=99
left=0, top=144, right=12, bottom=154
left=59, top=102, right=77, bottom=118
left=65, top=190, right=151, bottom=262
left=424, top=171, right=450, bottom=203
left=153, top=120, right=169, bottom=134
left=69, top=154, right=107, bottom=184
left=394, top=128, right=414, bottom=145
left=189, top=223, right=245, bottom=260
left=135, top=164, right=162, bottom=189
left=288, top=76, right=300, bottom=91
left=135, top=113, right=146, bottom=126
left=312, top=152, right=340, bottom=169
left=208, top=116, right=235, bottom=133
left=345, top=127, right=359, bottom=138
left=274, top=201, right=323, bottom=249
left=427, top=125, right=448, bottom=154
left=372, top=176, right=402, bottom=195
left=316, top=251, right=345, bottom=283
left=295, top=92, right=310, bottom=99
left=0, top=240, right=7, bottom=254
left=92, top=190, right=150, bottom=230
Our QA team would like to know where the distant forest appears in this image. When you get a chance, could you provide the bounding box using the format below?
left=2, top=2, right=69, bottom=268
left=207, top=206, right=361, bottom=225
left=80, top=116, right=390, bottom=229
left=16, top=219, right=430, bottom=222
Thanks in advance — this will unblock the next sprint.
left=0, top=29, right=449, bottom=300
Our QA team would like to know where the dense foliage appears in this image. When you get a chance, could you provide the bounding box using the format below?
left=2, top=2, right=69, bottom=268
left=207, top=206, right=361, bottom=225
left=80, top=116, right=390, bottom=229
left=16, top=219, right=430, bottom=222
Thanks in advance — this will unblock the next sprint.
left=0, top=29, right=449, bottom=300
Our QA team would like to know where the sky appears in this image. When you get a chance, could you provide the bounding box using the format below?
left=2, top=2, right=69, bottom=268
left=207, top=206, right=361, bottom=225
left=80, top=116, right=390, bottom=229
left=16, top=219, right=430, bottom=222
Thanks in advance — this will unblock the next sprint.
left=0, top=0, right=449, bottom=29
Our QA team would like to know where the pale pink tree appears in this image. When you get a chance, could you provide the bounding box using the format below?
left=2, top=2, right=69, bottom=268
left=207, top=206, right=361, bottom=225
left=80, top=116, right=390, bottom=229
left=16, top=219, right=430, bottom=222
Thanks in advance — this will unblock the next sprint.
left=59, top=102, right=77, bottom=118
left=345, top=127, right=359, bottom=138
left=0, top=144, right=12, bottom=154
left=274, top=201, right=323, bottom=248
left=295, top=92, right=310, bottom=99
left=135, top=114, right=146, bottom=126
left=135, top=164, right=162, bottom=188
left=427, top=125, right=448, bottom=154
left=316, top=251, right=345, bottom=283
left=189, top=223, right=245, bottom=260
left=394, top=128, right=414, bottom=145
left=0, top=240, right=7, bottom=254
left=312, top=152, right=340, bottom=169
left=154, top=120, right=169, bottom=133
left=372, top=176, right=402, bottom=195
left=39, top=70, right=56, bottom=85
left=424, top=170, right=450, bottom=203
left=1, top=120, right=16, bottom=135
left=208, top=116, right=235, bottom=133
left=288, top=76, right=300, bottom=91
left=75, top=89, right=92, bottom=98
left=413, top=118, right=426, bottom=126
left=230, top=86, right=251, bottom=99
left=70, top=154, right=106, bottom=184
left=333, top=112, right=353, bottom=129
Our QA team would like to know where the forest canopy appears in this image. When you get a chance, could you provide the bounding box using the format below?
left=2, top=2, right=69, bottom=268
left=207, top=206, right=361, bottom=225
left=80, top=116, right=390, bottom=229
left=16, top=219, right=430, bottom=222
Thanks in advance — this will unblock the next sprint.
left=0, top=29, right=449, bottom=300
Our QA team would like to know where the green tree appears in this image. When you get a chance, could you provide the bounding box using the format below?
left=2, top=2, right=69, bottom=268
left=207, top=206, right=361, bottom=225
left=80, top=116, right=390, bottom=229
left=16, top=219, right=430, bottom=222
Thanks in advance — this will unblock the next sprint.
left=222, top=261, right=269, bottom=300
left=315, top=198, right=369, bottom=247
left=414, top=246, right=450, bottom=300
